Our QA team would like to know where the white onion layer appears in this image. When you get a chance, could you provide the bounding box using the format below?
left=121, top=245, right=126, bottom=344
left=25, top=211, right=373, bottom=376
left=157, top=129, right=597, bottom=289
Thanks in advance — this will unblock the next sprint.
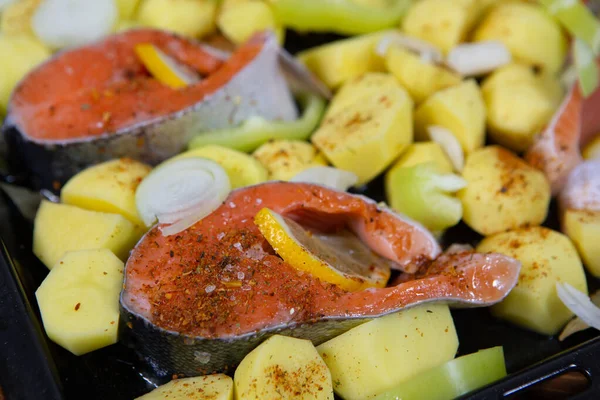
left=135, top=157, right=231, bottom=236
left=427, top=126, right=465, bottom=173
left=32, top=0, right=118, bottom=49
left=446, top=41, right=511, bottom=77
left=376, top=32, right=443, bottom=64
left=556, top=282, right=600, bottom=332
left=290, top=167, right=358, bottom=191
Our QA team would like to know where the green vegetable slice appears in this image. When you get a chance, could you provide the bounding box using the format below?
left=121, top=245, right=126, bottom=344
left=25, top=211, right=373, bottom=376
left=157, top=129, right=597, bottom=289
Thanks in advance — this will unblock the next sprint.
left=188, top=93, right=326, bottom=153
left=374, top=346, right=507, bottom=400
left=385, top=162, right=466, bottom=233
left=574, top=38, right=599, bottom=97
left=270, top=0, right=414, bottom=35
left=538, top=0, right=600, bottom=54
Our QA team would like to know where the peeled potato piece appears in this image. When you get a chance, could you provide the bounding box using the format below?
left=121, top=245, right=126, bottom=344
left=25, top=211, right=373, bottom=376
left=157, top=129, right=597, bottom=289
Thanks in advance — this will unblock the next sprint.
left=477, top=227, right=588, bottom=335
left=564, top=210, right=600, bottom=278
left=217, top=0, right=284, bottom=45
left=137, top=0, right=217, bottom=39
left=136, top=374, right=233, bottom=400
left=253, top=139, right=327, bottom=181
left=234, top=335, right=334, bottom=399
left=35, top=249, right=124, bottom=355
left=33, top=200, right=140, bottom=269
left=312, top=73, right=413, bottom=185
left=317, top=305, right=458, bottom=400
left=60, top=158, right=151, bottom=227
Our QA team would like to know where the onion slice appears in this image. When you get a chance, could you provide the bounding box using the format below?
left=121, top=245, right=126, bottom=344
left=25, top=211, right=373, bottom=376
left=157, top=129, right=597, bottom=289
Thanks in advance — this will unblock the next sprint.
left=290, top=166, right=358, bottom=191
left=446, top=41, right=511, bottom=77
left=556, top=282, right=600, bottom=333
left=427, top=126, right=465, bottom=173
left=376, top=32, right=443, bottom=64
left=32, top=0, right=117, bottom=49
left=135, top=157, right=231, bottom=236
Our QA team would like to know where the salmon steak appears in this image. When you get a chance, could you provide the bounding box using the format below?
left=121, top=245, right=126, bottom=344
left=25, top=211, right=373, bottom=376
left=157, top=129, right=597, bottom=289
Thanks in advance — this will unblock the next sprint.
left=120, top=182, right=521, bottom=377
left=1, top=29, right=297, bottom=190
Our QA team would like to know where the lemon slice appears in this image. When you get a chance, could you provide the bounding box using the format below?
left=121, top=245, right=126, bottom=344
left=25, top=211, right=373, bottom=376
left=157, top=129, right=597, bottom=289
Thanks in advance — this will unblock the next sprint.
left=134, top=43, right=199, bottom=89
left=254, top=207, right=392, bottom=291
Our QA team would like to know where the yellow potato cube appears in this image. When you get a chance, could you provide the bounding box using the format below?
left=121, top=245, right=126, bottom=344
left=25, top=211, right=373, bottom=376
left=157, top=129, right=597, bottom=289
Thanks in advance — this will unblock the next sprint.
left=458, top=146, right=551, bottom=236
left=0, top=34, right=51, bottom=114
left=415, top=80, right=486, bottom=154
left=472, top=2, right=568, bottom=74
left=297, top=31, right=388, bottom=90
left=33, top=201, right=140, bottom=269
left=253, top=139, right=327, bottom=181
left=136, top=374, right=233, bottom=400
left=388, top=142, right=453, bottom=174
left=0, top=0, right=41, bottom=36
left=317, top=305, right=458, bottom=400
left=402, top=0, right=477, bottom=54
left=235, top=335, right=333, bottom=399
left=385, top=46, right=462, bottom=104
left=564, top=210, right=600, bottom=278
left=312, top=73, right=413, bottom=185
left=172, top=145, right=268, bottom=188
left=116, top=0, right=141, bottom=20
left=217, top=1, right=284, bottom=45
left=477, top=227, right=588, bottom=335
left=482, top=63, right=562, bottom=152
left=35, top=249, right=124, bottom=355
left=60, top=158, right=151, bottom=227
left=137, top=0, right=218, bottom=38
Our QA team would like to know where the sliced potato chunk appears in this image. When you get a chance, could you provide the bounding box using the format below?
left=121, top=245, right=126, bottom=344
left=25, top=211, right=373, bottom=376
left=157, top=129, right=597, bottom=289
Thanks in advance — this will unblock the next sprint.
left=33, top=201, right=140, bottom=269
left=477, top=227, right=588, bottom=335
left=298, top=31, right=387, bottom=89
left=388, top=142, right=453, bottom=174
left=317, top=305, right=458, bottom=400
left=385, top=46, right=461, bottom=104
left=173, top=145, right=268, bottom=188
left=35, top=249, right=124, bottom=355
left=137, top=0, right=217, bottom=38
left=312, top=73, right=413, bottom=185
left=472, top=2, right=568, bottom=74
left=481, top=63, right=562, bottom=152
left=253, top=139, right=327, bottom=181
left=217, top=1, right=284, bottom=45
left=402, top=0, right=476, bottom=54
left=234, top=335, right=334, bottom=399
left=458, top=146, right=551, bottom=236
left=564, top=210, right=600, bottom=278
left=415, top=80, right=486, bottom=154
left=115, top=0, right=140, bottom=20
left=0, top=0, right=41, bottom=36
left=60, top=158, right=152, bottom=226
left=136, top=374, right=233, bottom=400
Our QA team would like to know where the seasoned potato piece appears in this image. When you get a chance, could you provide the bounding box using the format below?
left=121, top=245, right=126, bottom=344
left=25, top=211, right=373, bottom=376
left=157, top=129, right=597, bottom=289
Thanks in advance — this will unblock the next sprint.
left=458, top=146, right=551, bottom=236
left=253, top=140, right=327, bottom=181
left=298, top=31, right=388, bottom=90
left=564, top=210, right=600, bottom=277
left=0, top=35, right=51, bottom=115
left=60, top=158, right=151, bottom=227
left=172, top=145, right=268, bottom=188
left=415, top=80, right=486, bottom=154
left=482, top=64, right=562, bottom=152
left=385, top=46, right=461, bottom=104
left=317, top=305, right=458, bottom=400
left=0, top=0, right=41, bottom=36
left=312, top=73, right=413, bottom=185
left=137, top=0, right=217, bottom=38
left=472, top=2, right=568, bottom=74
left=235, top=335, right=333, bottom=399
left=217, top=1, right=284, bottom=45
left=477, top=227, right=588, bottom=335
left=136, top=374, right=233, bottom=400
left=402, top=0, right=477, bottom=54
left=35, top=249, right=124, bottom=355
left=115, top=0, right=140, bottom=19
left=33, top=201, right=140, bottom=269
left=389, top=142, right=453, bottom=174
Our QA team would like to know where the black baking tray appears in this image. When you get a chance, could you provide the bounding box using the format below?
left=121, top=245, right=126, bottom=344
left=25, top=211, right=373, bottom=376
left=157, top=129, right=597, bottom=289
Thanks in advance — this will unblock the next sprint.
left=2, top=30, right=600, bottom=400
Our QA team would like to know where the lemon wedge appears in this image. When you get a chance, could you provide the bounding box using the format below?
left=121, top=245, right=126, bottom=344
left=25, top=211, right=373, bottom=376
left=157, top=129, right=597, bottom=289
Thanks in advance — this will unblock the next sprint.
left=254, top=207, right=392, bottom=291
left=134, top=43, right=199, bottom=89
